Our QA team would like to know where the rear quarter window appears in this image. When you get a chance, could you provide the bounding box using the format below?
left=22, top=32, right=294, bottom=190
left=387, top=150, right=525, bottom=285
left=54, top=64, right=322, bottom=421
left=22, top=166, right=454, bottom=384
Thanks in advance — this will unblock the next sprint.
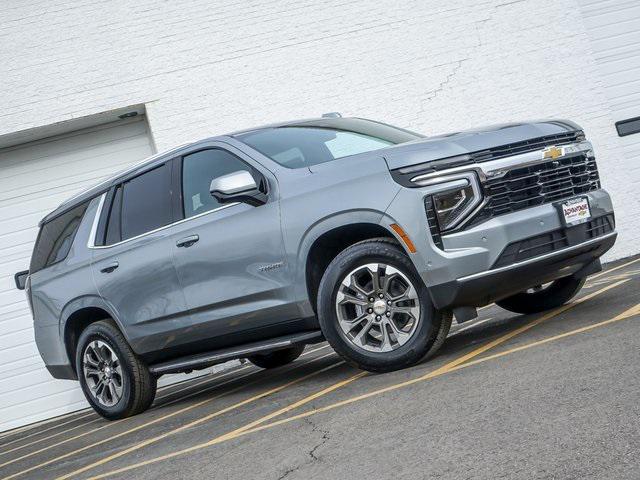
left=30, top=202, right=90, bottom=273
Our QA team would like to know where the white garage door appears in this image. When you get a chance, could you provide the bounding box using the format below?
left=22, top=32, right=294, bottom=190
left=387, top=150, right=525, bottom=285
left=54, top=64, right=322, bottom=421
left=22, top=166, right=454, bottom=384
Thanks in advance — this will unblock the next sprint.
left=0, top=117, right=155, bottom=432
left=580, top=0, right=640, bottom=154
left=579, top=0, right=640, bottom=256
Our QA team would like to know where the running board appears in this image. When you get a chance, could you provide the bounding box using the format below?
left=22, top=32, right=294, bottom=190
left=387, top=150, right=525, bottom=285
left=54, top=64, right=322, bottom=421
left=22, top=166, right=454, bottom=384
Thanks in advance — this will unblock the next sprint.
left=149, top=330, right=324, bottom=375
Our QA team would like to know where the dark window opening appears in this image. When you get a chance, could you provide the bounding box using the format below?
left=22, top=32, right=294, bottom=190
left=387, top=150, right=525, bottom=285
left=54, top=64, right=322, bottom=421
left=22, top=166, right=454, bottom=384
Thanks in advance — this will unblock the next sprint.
left=30, top=202, right=89, bottom=273
left=104, top=186, right=123, bottom=245
left=120, top=163, right=173, bottom=241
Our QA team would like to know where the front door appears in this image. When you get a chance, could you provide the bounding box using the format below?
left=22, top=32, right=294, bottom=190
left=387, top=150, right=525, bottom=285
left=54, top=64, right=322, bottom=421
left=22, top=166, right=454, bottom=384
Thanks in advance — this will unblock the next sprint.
left=170, top=145, right=295, bottom=344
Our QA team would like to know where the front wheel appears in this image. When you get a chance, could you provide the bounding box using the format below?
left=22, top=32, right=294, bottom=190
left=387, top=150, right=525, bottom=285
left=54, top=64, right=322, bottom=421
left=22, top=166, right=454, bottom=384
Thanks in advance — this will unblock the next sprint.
left=317, top=238, right=450, bottom=373
left=76, top=320, right=156, bottom=420
left=496, top=275, right=586, bottom=314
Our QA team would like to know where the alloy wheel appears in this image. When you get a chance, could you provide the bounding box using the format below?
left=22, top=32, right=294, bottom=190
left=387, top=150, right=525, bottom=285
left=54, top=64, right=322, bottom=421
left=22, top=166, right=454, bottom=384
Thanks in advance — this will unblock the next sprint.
left=83, top=340, right=124, bottom=407
left=335, top=263, right=421, bottom=353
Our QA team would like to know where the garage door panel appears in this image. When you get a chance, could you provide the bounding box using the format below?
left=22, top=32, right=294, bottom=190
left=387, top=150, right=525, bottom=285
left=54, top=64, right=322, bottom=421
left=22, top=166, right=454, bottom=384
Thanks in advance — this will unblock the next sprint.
left=0, top=119, right=150, bottom=172
left=0, top=371, right=75, bottom=407
left=0, top=141, right=152, bottom=201
left=0, top=388, right=87, bottom=430
left=590, top=34, right=640, bottom=59
left=0, top=116, right=154, bottom=432
left=579, top=0, right=640, bottom=263
left=0, top=208, right=61, bottom=235
left=0, top=245, right=33, bottom=270
left=0, top=355, right=41, bottom=377
left=0, top=325, right=34, bottom=350
left=0, top=312, right=31, bottom=335
left=600, top=63, right=640, bottom=84
left=0, top=249, right=31, bottom=278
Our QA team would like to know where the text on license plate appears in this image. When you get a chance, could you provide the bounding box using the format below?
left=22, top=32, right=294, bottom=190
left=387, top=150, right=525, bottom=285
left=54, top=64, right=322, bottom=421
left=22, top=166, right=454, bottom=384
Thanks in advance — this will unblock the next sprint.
left=561, top=197, right=591, bottom=225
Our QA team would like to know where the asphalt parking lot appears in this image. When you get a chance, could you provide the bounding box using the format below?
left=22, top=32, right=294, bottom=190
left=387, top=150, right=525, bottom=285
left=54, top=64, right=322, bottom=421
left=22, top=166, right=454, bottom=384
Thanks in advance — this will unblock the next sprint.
left=2, top=257, right=640, bottom=480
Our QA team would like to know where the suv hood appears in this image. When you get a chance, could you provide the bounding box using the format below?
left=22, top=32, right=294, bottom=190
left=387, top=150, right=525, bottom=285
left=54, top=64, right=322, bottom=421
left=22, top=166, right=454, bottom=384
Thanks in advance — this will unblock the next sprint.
left=383, top=119, right=582, bottom=171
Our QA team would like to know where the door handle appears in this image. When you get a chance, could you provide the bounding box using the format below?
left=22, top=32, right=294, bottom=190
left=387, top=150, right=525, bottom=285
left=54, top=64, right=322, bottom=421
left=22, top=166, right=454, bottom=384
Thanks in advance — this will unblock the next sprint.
left=176, top=235, right=199, bottom=248
left=100, top=262, right=119, bottom=273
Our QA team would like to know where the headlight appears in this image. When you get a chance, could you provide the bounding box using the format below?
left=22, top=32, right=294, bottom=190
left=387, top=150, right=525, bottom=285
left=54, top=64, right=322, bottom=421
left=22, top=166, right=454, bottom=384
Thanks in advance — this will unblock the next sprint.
left=412, top=171, right=482, bottom=231
left=433, top=183, right=476, bottom=231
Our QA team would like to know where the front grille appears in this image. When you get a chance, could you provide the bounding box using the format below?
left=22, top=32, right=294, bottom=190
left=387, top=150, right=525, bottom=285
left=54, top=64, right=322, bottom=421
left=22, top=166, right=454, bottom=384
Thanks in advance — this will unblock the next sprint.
left=492, top=214, right=614, bottom=269
left=469, top=153, right=600, bottom=227
left=470, top=131, right=582, bottom=163
left=390, top=131, right=585, bottom=187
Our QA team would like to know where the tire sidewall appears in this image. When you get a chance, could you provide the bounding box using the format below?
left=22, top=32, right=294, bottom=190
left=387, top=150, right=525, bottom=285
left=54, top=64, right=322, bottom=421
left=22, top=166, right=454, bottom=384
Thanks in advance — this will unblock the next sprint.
left=76, top=324, right=134, bottom=419
left=318, top=241, right=438, bottom=371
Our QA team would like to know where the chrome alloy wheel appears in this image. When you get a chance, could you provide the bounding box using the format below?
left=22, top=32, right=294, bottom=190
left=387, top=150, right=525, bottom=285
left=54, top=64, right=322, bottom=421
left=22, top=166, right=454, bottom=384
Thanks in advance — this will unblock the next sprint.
left=335, top=263, right=421, bottom=353
left=83, top=340, right=124, bottom=407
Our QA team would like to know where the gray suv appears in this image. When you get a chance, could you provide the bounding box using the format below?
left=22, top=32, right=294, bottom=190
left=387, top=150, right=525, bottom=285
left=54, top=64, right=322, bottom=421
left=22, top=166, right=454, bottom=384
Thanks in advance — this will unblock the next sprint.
left=15, top=116, right=616, bottom=419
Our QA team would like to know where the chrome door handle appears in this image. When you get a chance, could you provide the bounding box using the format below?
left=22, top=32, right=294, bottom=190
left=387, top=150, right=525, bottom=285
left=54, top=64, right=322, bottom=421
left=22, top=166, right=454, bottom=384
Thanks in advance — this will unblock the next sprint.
left=100, top=262, right=119, bottom=273
left=176, top=235, right=199, bottom=248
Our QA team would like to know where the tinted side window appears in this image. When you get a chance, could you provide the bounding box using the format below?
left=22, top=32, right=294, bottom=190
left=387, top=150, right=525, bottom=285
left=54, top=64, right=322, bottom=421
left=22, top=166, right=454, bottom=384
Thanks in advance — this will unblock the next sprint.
left=30, top=202, right=89, bottom=273
left=121, top=164, right=172, bottom=240
left=182, top=149, right=252, bottom=218
left=104, top=186, right=122, bottom=245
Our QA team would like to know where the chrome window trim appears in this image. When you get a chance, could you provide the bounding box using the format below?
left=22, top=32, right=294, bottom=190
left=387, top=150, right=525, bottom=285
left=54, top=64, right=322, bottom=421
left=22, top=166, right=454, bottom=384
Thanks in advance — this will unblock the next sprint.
left=410, top=141, right=593, bottom=184
left=88, top=200, right=240, bottom=250
left=458, top=231, right=617, bottom=282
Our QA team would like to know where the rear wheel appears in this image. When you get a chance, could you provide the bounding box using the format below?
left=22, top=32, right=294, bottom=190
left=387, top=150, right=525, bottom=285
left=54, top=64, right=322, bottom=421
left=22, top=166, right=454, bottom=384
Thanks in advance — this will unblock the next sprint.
left=496, top=275, right=586, bottom=314
left=247, top=345, right=305, bottom=369
left=317, top=238, right=449, bottom=373
left=76, top=320, right=156, bottom=420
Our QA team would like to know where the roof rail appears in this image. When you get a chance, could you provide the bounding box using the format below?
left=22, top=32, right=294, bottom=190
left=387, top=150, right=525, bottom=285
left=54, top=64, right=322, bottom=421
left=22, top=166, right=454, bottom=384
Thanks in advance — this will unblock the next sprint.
left=321, top=112, right=342, bottom=118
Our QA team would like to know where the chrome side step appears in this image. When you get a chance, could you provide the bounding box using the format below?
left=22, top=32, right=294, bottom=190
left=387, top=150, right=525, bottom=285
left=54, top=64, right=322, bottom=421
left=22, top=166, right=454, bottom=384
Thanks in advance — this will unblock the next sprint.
left=149, top=330, right=324, bottom=375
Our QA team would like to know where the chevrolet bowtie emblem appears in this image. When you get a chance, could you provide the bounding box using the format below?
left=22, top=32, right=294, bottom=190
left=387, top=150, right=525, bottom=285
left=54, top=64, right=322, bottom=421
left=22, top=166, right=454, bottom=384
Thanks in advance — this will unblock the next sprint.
left=542, top=146, right=563, bottom=160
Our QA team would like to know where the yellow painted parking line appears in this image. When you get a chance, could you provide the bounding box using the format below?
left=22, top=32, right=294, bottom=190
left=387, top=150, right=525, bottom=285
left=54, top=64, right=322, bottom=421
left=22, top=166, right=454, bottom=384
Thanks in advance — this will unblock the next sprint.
left=0, top=418, right=102, bottom=457
left=589, top=256, right=640, bottom=280
left=84, top=279, right=627, bottom=479
left=84, top=369, right=365, bottom=480
left=223, top=370, right=368, bottom=437
left=56, top=358, right=345, bottom=480
left=448, top=301, right=640, bottom=372
left=0, top=412, right=95, bottom=451
left=0, top=344, right=329, bottom=454
left=242, top=296, right=640, bottom=439
left=2, top=353, right=334, bottom=479
left=450, top=317, right=493, bottom=336
left=156, top=344, right=330, bottom=403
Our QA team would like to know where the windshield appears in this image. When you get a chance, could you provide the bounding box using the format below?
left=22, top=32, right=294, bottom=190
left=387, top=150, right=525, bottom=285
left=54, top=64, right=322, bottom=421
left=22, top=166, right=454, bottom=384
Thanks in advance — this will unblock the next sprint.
left=236, top=118, right=423, bottom=168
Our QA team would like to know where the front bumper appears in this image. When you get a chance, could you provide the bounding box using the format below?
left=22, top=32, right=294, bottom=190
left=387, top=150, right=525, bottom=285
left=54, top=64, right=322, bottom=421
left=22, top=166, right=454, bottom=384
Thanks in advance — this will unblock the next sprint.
left=429, top=230, right=616, bottom=309
left=383, top=188, right=616, bottom=309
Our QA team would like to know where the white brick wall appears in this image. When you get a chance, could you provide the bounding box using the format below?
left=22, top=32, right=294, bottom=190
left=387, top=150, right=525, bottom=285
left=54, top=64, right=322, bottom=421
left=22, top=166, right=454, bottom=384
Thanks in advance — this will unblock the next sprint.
left=0, top=0, right=636, bottom=259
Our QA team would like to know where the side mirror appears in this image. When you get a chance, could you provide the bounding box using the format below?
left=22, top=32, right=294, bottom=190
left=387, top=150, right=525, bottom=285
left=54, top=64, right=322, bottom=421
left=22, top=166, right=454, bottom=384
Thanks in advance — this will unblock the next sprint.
left=210, top=170, right=267, bottom=207
left=15, top=270, right=29, bottom=291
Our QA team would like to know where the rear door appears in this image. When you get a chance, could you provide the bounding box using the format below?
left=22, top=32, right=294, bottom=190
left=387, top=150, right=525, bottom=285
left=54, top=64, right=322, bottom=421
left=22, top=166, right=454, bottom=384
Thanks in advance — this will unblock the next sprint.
left=170, top=144, right=296, bottom=343
left=90, top=162, right=189, bottom=354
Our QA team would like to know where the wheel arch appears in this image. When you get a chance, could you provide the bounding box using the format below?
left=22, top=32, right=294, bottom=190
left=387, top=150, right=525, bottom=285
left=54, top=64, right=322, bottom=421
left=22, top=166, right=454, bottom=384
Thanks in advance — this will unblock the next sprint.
left=298, top=211, right=405, bottom=314
left=60, top=296, right=127, bottom=376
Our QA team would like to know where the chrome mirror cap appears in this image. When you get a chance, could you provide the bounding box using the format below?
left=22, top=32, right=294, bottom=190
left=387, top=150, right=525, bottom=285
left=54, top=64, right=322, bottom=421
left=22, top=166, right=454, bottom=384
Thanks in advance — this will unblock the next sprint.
left=210, top=170, right=257, bottom=196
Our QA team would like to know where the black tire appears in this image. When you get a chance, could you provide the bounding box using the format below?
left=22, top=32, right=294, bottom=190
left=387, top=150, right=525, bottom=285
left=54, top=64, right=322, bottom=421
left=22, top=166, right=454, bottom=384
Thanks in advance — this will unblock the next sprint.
left=317, top=238, right=448, bottom=373
left=496, top=275, right=586, bottom=315
left=247, top=345, right=305, bottom=369
left=76, top=320, right=156, bottom=420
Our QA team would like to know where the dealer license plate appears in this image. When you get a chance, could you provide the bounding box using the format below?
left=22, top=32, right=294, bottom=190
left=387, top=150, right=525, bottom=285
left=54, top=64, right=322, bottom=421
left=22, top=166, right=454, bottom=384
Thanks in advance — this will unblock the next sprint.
left=559, top=197, right=591, bottom=226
